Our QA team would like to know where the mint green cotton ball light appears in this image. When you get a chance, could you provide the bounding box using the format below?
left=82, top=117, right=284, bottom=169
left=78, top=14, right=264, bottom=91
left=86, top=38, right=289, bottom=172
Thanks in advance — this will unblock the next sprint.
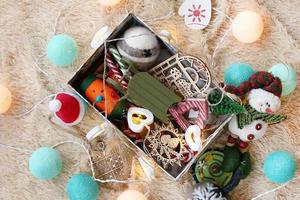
left=29, top=147, right=62, bottom=180
left=46, top=34, right=78, bottom=67
left=224, top=63, right=255, bottom=87
left=67, top=173, right=99, bottom=200
left=263, top=151, right=297, bottom=184
left=269, top=64, right=297, bottom=96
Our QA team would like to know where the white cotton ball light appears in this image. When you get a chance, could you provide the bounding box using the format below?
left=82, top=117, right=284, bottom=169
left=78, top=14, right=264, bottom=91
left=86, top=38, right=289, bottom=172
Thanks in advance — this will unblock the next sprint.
left=99, top=0, right=122, bottom=6
left=0, top=85, right=12, bottom=114
left=117, top=190, right=147, bottom=200
left=232, top=11, right=264, bottom=43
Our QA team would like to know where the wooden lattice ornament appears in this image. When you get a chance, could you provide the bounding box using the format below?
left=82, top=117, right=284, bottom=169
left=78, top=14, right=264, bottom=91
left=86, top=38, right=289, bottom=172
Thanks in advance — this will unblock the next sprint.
left=150, top=54, right=212, bottom=98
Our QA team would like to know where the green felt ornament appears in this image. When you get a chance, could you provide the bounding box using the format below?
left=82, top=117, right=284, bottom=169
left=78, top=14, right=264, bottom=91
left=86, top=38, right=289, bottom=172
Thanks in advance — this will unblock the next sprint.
left=238, top=152, right=251, bottom=179
left=237, top=104, right=287, bottom=129
left=126, top=72, right=182, bottom=122
left=222, top=146, right=241, bottom=173
left=193, top=150, right=233, bottom=188
left=108, top=99, right=127, bottom=120
left=208, top=89, right=244, bottom=115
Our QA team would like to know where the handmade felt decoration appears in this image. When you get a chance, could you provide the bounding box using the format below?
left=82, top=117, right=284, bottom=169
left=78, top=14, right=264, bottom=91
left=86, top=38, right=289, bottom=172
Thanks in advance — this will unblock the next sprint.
left=67, top=173, right=99, bottom=200
left=191, top=183, right=227, bottom=200
left=169, top=98, right=208, bottom=131
left=269, top=63, right=297, bottom=96
left=46, top=34, right=78, bottom=67
left=150, top=54, right=211, bottom=98
left=79, top=75, right=120, bottom=115
left=263, top=151, right=297, bottom=184
left=127, top=107, right=154, bottom=134
left=178, top=0, right=212, bottom=30
left=232, top=11, right=264, bottom=43
left=0, top=84, right=12, bottom=114
left=29, top=147, right=63, bottom=180
left=126, top=72, right=182, bottom=122
left=225, top=71, right=282, bottom=114
left=48, top=92, right=86, bottom=126
left=185, top=125, right=202, bottom=151
left=193, top=150, right=233, bottom=188
left=207, top=89, right=244, bottom=115
left=117, top=26, right=160, bottom=71
left=224, top=63, right=255, bottom=87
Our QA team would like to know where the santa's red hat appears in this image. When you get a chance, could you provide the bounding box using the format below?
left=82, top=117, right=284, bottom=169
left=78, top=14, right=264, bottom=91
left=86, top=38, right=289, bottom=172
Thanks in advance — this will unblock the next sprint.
left=48, top=92, right=85, bottom=126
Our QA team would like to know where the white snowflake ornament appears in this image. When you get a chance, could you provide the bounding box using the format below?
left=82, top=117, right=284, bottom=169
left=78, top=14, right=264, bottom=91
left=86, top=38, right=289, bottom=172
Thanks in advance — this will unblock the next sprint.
left=178, top=0, right=212, bottom=30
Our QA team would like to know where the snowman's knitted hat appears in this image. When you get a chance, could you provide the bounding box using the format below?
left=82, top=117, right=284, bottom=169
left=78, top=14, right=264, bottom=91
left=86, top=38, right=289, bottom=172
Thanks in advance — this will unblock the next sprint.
left=48, top=92, right=85, bottom=126
left=225, top=71, right=282, bottom=97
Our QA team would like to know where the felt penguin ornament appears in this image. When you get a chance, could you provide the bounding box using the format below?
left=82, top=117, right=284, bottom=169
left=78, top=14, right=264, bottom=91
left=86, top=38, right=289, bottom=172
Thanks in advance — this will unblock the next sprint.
left=48, top=92, right=86, bottom=126
left=178, top=0, right=212, bottom=30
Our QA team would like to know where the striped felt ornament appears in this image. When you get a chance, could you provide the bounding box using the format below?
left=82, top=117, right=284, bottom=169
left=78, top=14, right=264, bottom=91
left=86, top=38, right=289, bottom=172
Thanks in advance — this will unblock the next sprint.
left=237, top=104, right=287, bottom=129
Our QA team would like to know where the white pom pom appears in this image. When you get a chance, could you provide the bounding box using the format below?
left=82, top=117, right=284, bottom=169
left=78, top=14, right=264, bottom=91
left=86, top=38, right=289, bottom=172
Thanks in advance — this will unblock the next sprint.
left=49, top=99, right=62, bottom=112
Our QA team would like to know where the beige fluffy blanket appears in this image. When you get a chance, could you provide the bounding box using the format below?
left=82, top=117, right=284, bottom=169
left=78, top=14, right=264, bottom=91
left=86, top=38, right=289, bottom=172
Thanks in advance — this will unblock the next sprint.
left=1, top=0, right=299, bottom=199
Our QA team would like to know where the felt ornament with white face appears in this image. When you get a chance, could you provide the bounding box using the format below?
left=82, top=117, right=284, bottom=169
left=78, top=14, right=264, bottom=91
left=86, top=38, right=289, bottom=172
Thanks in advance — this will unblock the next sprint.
left=225, top=71, right=283, bottom=114
left=185, top=125, right=202, bottom=151
left=178, top=0, right=212, bottom=30
left=127, top=107, right=154, bottom=133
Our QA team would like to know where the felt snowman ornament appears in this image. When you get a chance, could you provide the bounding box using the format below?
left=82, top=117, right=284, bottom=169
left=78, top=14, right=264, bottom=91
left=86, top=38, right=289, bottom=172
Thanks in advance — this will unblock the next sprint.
left=48, top=92, right=86, bottom=126
left=225, top=71, right=283, bottom=114
left=227, top=104, right=286, bottom=151
left=178, top=0, right=212, bottom=30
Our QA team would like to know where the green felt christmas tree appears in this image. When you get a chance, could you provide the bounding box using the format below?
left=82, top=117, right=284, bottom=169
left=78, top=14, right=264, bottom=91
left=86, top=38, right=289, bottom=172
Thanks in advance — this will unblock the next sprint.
left=208, top=89, right=244, bottom=115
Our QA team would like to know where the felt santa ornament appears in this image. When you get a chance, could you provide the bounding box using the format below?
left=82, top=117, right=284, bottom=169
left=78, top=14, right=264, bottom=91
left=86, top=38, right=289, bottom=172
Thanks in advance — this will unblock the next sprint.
left=48, top=92, right=86, bottom=126
left=225, top=71, right=282, bottom=114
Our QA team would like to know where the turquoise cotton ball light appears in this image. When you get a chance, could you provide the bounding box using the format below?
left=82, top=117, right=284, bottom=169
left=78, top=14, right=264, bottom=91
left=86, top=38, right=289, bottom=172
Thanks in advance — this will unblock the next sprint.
left=224, top=63, right=255, bottom=87
left=46, top=34, right=78, bottom=67
left=263, top=151, right=297, bottom=184
left=67, top=173, right=99, bottom=200
left=29, top=147, right=63, bottom=180
left=268, top=63, right=297, bottom=96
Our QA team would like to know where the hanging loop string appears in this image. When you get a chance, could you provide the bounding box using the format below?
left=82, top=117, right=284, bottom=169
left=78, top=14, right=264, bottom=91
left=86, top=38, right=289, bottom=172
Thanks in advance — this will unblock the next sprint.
left=15, top=94, right=56, bottom=118
left=251, top=176, right=300, bottom=200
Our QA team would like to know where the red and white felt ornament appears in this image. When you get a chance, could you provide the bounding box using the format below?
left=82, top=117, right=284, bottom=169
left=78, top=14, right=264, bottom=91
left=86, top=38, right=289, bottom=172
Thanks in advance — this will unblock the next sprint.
left=178, top=0, right=212, bottom=30
left=48, top=92, right=85, bottom=126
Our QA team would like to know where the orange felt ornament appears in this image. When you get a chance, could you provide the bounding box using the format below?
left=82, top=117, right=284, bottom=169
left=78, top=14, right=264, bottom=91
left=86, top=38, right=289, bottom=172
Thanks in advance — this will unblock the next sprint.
left=80, top=75, right=120, bottom=114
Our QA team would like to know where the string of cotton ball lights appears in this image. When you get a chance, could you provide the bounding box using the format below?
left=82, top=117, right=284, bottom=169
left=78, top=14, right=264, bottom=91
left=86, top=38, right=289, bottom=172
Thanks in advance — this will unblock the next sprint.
left=0, top=138, right=149, bottom=200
